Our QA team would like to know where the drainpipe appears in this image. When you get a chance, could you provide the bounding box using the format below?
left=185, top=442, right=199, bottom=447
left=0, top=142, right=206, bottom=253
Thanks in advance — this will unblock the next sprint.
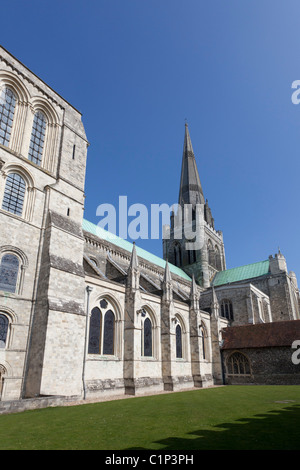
left=82, top=285, right=93, bottom=400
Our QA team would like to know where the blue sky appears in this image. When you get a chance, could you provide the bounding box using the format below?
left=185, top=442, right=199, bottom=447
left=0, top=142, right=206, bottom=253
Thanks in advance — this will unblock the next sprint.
left=2, top=1, right=300, bottom=278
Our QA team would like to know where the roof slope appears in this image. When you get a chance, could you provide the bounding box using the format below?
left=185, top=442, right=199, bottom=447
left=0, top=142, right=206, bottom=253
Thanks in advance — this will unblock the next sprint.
left=221, top=320, right=300, bottom=349
left=213, top=260, right=270, bottom=287
left=82, top=219, right=192, bottom=281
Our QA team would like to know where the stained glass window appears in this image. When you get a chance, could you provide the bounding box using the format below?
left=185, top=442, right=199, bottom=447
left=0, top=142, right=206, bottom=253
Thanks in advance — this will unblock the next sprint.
left=100, top=299, right=108, bottom=309
left=176, top=324, right=182, bottom=358
left=103, top=310, right=115, bottom=355
left=28, top=111, right=47, bottom=165
left=2, top=173, right=26, bottom=216
left=0, top=315, right=8, bottom=348
left=88, top=300, right=116, bottom=356
left=88, top=307, right=101, bottom=354
left=143, top=318, right=152, bottom=357
left=0, top=87, right=16, bottom=146
left=0, top=254, right=19, bottom=293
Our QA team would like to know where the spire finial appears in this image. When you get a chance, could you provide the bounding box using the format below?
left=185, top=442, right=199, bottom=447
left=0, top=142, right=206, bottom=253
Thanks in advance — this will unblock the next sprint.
left=164, top=259, right=172, bottom=283
left=129, top=242, right=139, bottom=269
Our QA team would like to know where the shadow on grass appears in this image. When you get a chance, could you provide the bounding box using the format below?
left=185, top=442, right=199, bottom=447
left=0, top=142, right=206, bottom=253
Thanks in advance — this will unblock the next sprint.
left=126, top=404, right=300, bottom=450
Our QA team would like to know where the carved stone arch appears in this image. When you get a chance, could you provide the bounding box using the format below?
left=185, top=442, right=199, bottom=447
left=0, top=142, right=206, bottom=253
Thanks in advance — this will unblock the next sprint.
left=94, top=292, right=123, bottom=322
left=0, top=245, right=28, bottom=270
left=0, top=245, right=28, bottom=296
left=0, top=71, right=30, bottom=103
left=0, top=163, right=35, bottom=221
left=0, top=305, right=18, bottom=324
left=0, top=71, right=30, bottom=154
left=139, top=304, right=158, bottom=359
left=139, top=304, right=158, bottom=329
left=0, top=361, right=12, bottom=400
left=1, top=162, right=34, bottom=189
left=30, top=96, right=59, bottom=125
left=0, top=360, right=12, bottom=377
left=174, top=312, right=187, bottom=333
left=89, top=292, right=123, bottom=358
left=226, top=351, right=251, bottom=376
left=27, top=96, right=60, bottom=173
left=174, top=313, right=188, bottom=359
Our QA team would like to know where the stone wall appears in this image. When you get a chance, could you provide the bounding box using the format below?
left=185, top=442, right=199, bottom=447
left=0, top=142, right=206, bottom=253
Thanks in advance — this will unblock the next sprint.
left=222, top=347, right=300, bottom=385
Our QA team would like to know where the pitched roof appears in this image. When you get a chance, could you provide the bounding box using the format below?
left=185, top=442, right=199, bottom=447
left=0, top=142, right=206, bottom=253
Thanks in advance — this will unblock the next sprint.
left=221, top=320, right=300, bottom=349
left=82, top=219, right=192, bottom=282
left=212, top=260, right=270, bottom=287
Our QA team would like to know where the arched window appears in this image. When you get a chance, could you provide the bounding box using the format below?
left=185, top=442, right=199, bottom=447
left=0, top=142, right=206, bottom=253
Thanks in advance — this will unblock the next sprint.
left=199, top=324, right=209, bottom=361
left=208, top=240, right=215, bottom=268
left=143, top=317, right=152, bottom=357
left=0, top=87, right=16, bottom=146
left=215, top=246, right=222, bottom=271
left=176, top=324, right=182, bottom=358
left=140, top=307, right=156, bottom=358
left=174, top=246, right=177, bottom=266
left=88, top=307, right=101, bottom=354
left=220, top=300, right=234, bottom=320
left=173, top=244, right=182, bottom=267
left=88, top=299, right=116, bottom=356
left=0, top=314, right=9, bottom=348
left=227, top=352, right=251, bottom=376
left=103, top=310, right=115, bottom=355
left=28, top=111, right=47, bottom=166
left=0, top=254, right=20, bottom=294
left=2, top=173, right=26, bottom=216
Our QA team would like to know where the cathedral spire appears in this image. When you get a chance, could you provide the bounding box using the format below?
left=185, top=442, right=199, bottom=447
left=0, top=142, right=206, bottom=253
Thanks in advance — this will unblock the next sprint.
left=178, top=123, right=205, bottom=207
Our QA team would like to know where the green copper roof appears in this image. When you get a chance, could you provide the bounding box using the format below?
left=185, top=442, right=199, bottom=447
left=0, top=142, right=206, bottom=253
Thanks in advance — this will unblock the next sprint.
left=212, top=259, right=270, bottom=287
left=82, top=219, right=192, bottom=281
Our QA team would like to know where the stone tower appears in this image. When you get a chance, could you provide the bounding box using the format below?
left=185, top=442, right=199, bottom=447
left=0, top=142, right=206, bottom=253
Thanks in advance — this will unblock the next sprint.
left=0, top=46, right=89, bottom=400
left=163, top=123, right=226, bottom=287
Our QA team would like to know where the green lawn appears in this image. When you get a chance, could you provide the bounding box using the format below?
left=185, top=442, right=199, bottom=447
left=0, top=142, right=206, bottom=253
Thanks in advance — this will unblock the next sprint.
left=0, top=385, right=300, bottom=450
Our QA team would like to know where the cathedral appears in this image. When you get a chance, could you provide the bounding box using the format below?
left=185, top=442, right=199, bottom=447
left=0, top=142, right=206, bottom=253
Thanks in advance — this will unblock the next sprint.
left=0, top=45, right=299, bottom=411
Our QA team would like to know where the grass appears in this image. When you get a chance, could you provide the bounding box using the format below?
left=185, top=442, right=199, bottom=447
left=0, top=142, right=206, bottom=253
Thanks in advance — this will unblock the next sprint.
left=0, top=385, right=300, bottom=450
